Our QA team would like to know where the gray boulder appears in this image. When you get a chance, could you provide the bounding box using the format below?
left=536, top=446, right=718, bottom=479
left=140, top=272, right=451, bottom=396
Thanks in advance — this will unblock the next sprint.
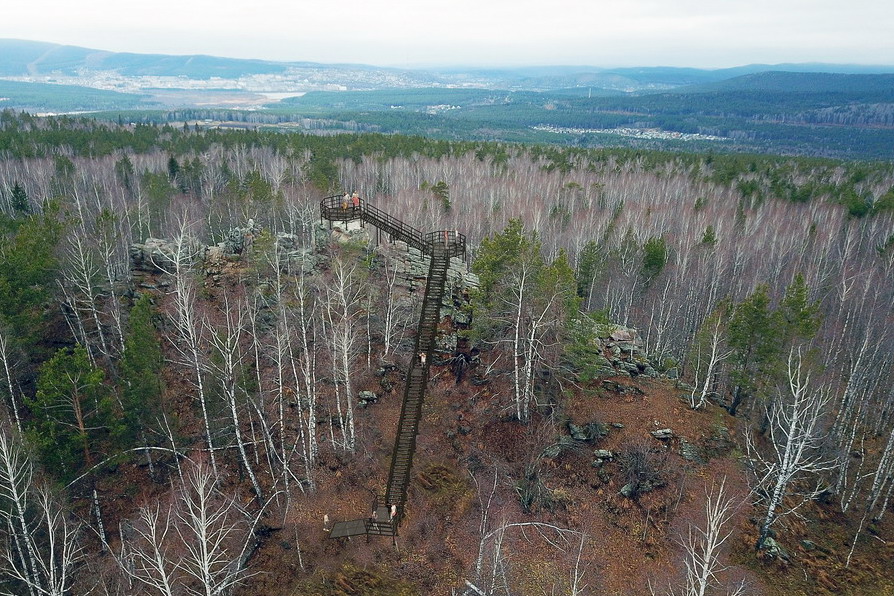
left=619, top=361, right=641, bottom=376
left=620, top=478, right=664, bottom=498
left=760, top=537, right=790, bottom=561
left=642, top=365, right=659, bottom=378
left=679, top=439, right=706, bottom=464
left=650, top=428, right=675, bottom=440
left=568, top=422, right=609, bottom=442
left=131, top=237, right=201, bottom=272
left=592, top=449, right=614, bottom=467
left=358, top=391, right=378, bottom=407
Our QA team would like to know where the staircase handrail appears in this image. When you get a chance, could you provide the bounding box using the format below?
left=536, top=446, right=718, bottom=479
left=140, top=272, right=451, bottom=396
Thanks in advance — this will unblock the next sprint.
left=320, top=195, right=463, bottom=538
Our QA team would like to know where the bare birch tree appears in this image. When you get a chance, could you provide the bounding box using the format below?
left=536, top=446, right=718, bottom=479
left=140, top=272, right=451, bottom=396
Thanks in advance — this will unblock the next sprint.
left=746, top=348, right=834, bottom=550
left=319, top=248, right=366, bottom=452
left=118, top=461, right=259, bottom=596
left=164, top=227, right=218, bottom=478
left=118, top=501, right=179, bottom=596
left=289, top=267, right=320, bottom=488
left=206, top=296, right=263, bottom=503
left=687, top=301, right=733, bottom=410
left=659, top=478, right=745, bottom=596
left=378, top=253, right=414, bottom=358
left=0, top=426, right=82, bottom=596
left=59, top=234, right=112, bottom=361
left=473, top=519, right=589, bottom=596
left=473, top=221, right=576, bottom=423
left=0, top=328, right=23, bottom=433
left=175, top=462, right=256, bottom=596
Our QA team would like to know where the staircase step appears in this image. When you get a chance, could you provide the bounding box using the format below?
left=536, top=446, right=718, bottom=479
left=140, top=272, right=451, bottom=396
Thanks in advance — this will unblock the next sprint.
left=329, top=202, right=456, bottom=531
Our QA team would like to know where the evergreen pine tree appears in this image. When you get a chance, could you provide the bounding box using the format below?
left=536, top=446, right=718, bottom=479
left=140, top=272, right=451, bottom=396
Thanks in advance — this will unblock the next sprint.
left=727, top=285, right=780, bottom=416
left=10, top=182, right=29, bottom=214
left=26, top=345, right=118, bottom=480
left=118, top=294, right=164, bottom=448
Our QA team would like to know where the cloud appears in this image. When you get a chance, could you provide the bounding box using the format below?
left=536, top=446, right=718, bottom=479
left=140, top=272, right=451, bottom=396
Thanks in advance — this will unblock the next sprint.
left=2, top=0, right=893, bottom=67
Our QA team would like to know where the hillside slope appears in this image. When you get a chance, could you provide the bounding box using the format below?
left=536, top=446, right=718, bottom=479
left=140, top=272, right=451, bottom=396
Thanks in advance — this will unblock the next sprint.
left=0, top=38, right=291, bottom=78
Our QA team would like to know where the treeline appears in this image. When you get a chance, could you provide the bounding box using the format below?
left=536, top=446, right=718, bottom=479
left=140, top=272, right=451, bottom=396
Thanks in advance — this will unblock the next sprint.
left=5, top=69, right=894, bottom=158
left=0, top=80, right=150, bottom=112
left=754, top=102, right=894, bottom=127
left=258, top=84, right=894, bottom=158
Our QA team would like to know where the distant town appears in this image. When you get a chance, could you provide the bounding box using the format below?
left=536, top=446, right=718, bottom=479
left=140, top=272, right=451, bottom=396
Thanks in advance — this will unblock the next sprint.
left=532, top=124, right=728, bottom=142
left=0, top=66, right=490, bottom=95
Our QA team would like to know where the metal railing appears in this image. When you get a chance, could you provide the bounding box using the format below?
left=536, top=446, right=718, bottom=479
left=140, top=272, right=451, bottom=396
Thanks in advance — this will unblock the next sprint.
left=320, top=195, right=466, bottom=259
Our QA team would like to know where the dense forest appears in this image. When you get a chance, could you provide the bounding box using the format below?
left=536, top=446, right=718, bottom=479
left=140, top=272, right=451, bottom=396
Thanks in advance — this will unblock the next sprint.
left=1, top=110, right=894, bottom=594
left=4, top=68, right=894, bottom=159
left=266, top=74, right=894, bottom=159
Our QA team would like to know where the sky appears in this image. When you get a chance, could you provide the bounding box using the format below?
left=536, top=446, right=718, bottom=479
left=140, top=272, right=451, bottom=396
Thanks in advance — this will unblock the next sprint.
left=3, top=0, right=893, bottom=68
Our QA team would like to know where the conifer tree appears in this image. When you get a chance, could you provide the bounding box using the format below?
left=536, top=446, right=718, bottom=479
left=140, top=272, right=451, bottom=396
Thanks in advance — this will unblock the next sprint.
left=0, top=205, right=64, bottom=359
left=779, top=273, right=822, bottom=345
left=119, top=294, right=163, bottom=448
left=641, top=235, right=668, bottom=283
left=472, top=220, right=578, bottom=422
left=727, top=276, right=821, bottom=417
left=727, top=285, right=780, bottom=416
left=10, top=183, right=29, bottom=214
left=26, top=345, right=118, bottom=480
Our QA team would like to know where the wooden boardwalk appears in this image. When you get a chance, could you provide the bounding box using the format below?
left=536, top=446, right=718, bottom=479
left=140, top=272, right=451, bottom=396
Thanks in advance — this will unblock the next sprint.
left=320, top=195, right=465, bottom=539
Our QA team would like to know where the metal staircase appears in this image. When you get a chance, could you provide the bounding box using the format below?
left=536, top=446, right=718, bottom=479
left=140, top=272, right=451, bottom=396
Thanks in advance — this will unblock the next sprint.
left=320, top=195, right=465, bottom=539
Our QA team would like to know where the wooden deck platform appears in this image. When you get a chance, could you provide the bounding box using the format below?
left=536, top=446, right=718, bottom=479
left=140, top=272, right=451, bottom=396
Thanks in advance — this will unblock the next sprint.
left=328, top=505, right=396, bottom=539
left=329, top=518, right=369, bottom=539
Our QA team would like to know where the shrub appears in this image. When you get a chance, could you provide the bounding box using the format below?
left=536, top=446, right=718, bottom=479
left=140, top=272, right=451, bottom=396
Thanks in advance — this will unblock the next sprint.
left=618, top=440, right=667, bottom=499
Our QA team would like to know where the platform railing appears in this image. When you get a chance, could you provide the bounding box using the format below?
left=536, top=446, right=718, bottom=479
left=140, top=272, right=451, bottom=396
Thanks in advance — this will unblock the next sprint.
left=319, top=195, right=465, bottom=259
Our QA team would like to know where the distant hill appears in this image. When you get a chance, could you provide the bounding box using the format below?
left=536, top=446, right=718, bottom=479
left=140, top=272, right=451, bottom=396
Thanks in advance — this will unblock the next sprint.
left=429, top=64, right=894, bottom=92
left=677, top=71, right=894, bottom=95
left=0, top=39, right=296, bottom=78
left=0, top=39, right=95, bottom=76
left=3, top=38, right=893, bottom=91
left=3, top=39, right=894, bottom=158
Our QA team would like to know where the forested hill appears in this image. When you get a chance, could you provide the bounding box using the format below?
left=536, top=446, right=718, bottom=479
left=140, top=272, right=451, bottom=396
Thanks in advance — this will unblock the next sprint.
left=0, top=38, right=294, bottom=78
left=0, top=79, right=151, bottom=111
left=0, top=115, right=894, bottom=593
left=266, top=74, right=894, bottom=158
left=678, top=71, right=894, bottom=95
left=3, top=38, right=891, bottom=89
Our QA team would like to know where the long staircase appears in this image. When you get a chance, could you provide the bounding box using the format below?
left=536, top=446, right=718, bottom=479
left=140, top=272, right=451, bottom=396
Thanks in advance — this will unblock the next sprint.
left=320, top=195, right=465, bottom=539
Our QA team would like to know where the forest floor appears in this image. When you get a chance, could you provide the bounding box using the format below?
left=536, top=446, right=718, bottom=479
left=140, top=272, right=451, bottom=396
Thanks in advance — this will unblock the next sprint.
left=84, top=333, right=894, bottom=595
left=86, top=264, right=894, bottom=595
left=232, top=364, right=894, bottom=596
left=79, top=340, right=894, bottom=595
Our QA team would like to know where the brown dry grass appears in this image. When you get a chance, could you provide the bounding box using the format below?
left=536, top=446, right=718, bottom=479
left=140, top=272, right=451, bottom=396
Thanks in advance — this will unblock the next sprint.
left=98, top=266, right=894, bottom=596
left=236, top=367, right=766, bottom=595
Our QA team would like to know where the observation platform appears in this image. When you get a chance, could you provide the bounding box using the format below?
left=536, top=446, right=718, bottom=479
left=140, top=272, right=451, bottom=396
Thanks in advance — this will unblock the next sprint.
left=320, top=194, right=464, bottom=539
